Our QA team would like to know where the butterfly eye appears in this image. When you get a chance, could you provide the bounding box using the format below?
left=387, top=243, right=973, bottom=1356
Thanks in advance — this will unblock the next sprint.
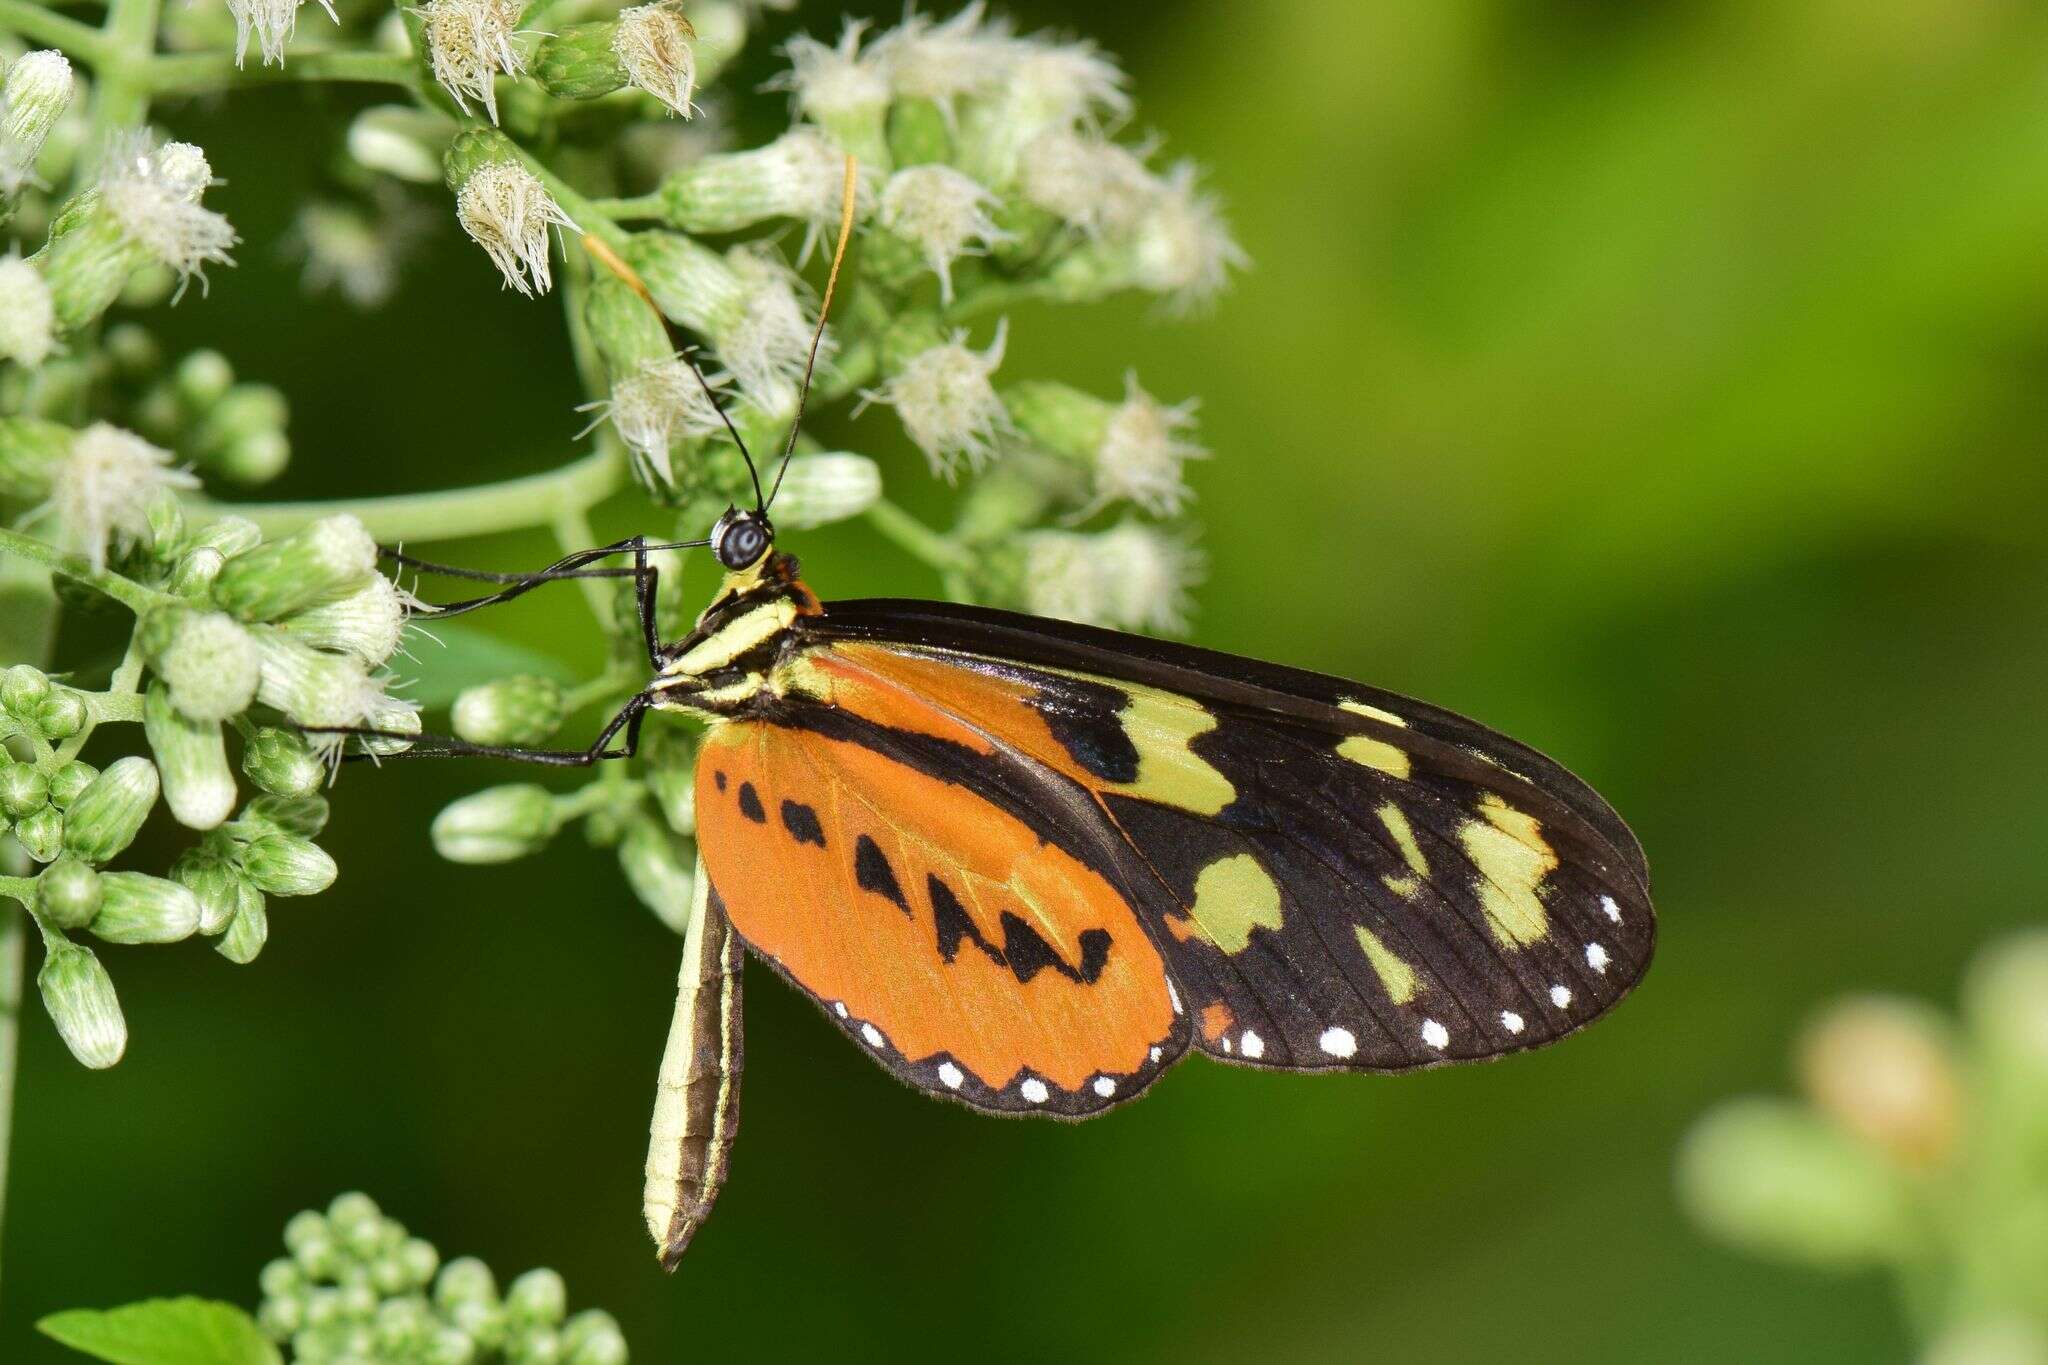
left=713, top=511, right=773, bottom=570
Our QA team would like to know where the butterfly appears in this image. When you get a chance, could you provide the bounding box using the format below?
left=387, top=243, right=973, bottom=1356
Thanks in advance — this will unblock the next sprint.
left=340, top=165, right=1654, bottom=1269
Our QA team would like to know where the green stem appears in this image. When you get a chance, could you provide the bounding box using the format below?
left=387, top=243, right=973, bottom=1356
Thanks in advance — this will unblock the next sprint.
left=141, top=48, right=419, bottom=95
left=591, top=193, right=665, bottom=221
left=0, top=881, right=30, bottom=909
left=183, top=447, right=628, bottom=542
left=54, top=638, right=145, bottom=765
left=864, top=498, right=968, bottom=572
left=0, top=527, right=175, bottom=614
left=0, top=903, right=20, bottom=1300
left=90, top=0, right=165, bottom=137
left=0, top=0, right=108, bottom=60
left=550, top=503, right=612, bottom=625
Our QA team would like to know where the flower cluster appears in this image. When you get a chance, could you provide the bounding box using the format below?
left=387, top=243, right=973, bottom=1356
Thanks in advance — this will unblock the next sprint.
left=256, top=1192, right=630, bottom=1362
left=1679, top=927, right=2048, bottom=1358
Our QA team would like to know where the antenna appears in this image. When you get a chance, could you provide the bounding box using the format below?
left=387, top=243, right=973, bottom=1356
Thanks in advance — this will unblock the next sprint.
left=765, top=154, right=859, bottom=512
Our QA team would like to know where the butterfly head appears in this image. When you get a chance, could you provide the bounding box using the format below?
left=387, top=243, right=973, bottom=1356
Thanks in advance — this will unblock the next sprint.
left=710, top=507, right=774, bottom=572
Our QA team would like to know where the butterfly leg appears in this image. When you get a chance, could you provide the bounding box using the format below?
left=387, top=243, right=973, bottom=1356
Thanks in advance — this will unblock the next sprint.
left=310, top=690, right=655, bottom=766
left=387, top=538, right=648, bottom=620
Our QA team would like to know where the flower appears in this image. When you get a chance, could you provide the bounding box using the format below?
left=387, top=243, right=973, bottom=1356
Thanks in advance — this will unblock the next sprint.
left=225, top=0, right=340, bottom=69
left=872, top=4, right=1016, bottom=121
left=598, top=356, right=733, bottom=482
left=716, top=246, right=821, bottom=407
left=454, top=160, right=576, bottom=297
left=1129, top=160, right=1245, bottom=310
left=417, top=0, right=526, bottom=123
left=0, top=50, right=75, bottom=193
left=1022, top=520, right=1200, bottom=633
left=955, top=32, right=1128, bottom=185
left=1018, top=129, right=1154, bottom=236
left=0, top=253, right=56, bottom=368
left=43, top=423, right=198, bottom=570
left=654, top=128, right=851, bottom=247
left=876, top=164, right=1006, bottom=303
left=773, top=20, right=889, bottom=163
left=871, top=322, right=1008, bottom=478
left=614, top=1, right=697, bottom=119
left=1093, top=374, right=1205, bottom=514
left=295, top=201, right=407, bottom=308
left=98, top=135, right=238, bottom=293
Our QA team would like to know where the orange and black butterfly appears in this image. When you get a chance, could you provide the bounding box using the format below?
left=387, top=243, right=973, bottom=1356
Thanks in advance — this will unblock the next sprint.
left=335, top=174, right=1654, bottom=1269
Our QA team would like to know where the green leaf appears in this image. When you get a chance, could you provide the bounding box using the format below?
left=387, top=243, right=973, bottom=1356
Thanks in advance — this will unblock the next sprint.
left=38, top=1297, right=282, bottom=1365
left=395, top=621, right=576, bottom=709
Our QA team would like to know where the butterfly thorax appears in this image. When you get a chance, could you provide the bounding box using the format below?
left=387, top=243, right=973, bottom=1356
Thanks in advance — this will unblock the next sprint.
left=650, top=551, right=820, bottom=719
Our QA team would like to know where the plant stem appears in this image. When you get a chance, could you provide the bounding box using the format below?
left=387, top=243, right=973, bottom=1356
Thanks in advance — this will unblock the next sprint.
left=184, top=447, right=629, bottom=542
left=865, top=498, right=968, bottom=572
left=0, top=527, right=176, bottom=614
left=90, top=0, right=165, bottom=136
left=142, top=48, right=420, bottom=95
left=54, top=636, right=145, bottom=765
left=591, top=193, right=665, bottom=221
left=0, top=881, right=31, bottom=909
left=0, top=0, right=108, bottom=60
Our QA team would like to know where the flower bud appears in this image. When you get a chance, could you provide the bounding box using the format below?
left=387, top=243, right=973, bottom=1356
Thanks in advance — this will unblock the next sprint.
left=175, top=348, right=236, bottom=409
left=1964, top=928, right=2048, bottom=1075
left=583, top=273, right=671, bottom=380
left=874, top=323, right=1009, bottom=478
left=1021, top=521, right=1198, bottom=634
left=448, top=137, right=575, bottom=298
left=35, top=857, right=103, bottom=929
left=167, top=546, right=227, bottom=597
left=48, top=760, right=95, bottom=808
left=244, top=727, right=326, bottom=798
left=36, top=687, right=86, bottom=739
left=149, top=609, right=262, bottom=721
left=431, top=784, right=560, bottom=864
left=504, top=1267, right=566, bottom=1327
left=651, top=128, right=844, bottom=235
left=259, top=1255, right=305, bottom=1301
left=144, top=682, right=237, bottom=829
left=562, top=1309, right=627, bottom=1365
left=89, top=871, right=203, bottom=943
left=191, top=385, right=291, bottom=486
left=11, top=806, right=62, bottom=862
left=623, top=233, right=815, bottom=402
left=190, top=515, right=264, bottom=559
left=434, top=1257, right=498, bottom=1312
left=0, top=255, right=56, bottom=369
left=1795, top=996, right=1960, bottom=1169
left=0, top=665, right=51, bottom=717
left=0, top=760, right=49, bottom=818
left=1, top=51, right=76, bottom=194
left=37, top=935, right=126, bottom=1069
left=142, top=488, right=186, bottom=559
left=277, top=575, right=408, bottom=665
left=775, top=23, right=892, bottom=170
left=172, top=845, right=244, bottom=935
left=1676, top=1098, right=1912, bottom=1269
left=214, top=515, right=378, bottom=620
left=240, top=831, right=337, bottom=896
left=769, top=453, right=881, bottom=530
left=876, top=164, right=1005, bottom=303
left=216, top=883, right=268, bottom=963
left=254, top=633, right=376, bottom=730
left=239, top=793, right=330, bottom=838
left=534, top=20, right=634, bottom=100
left=619, top=816, right=693, bottom=933
left=451, top=676, right=565, bottom=747
left=60, top=756, right=159, bottom=863
left=347, top=105, right=456, bottom=184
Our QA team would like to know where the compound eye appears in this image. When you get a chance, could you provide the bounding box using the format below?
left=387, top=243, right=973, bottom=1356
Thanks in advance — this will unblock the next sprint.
left=714, top=512, right=772, bottom=570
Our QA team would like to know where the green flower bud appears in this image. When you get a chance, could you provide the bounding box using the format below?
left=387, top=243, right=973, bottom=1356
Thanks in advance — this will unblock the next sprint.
left=11, top=806, right=62, bottom=861
left=190, top=384, right=288, bottom=484
left=1796, top=996, right=1959, bottom=1170
left=240, top=831, right=337, bottom=896
left=561, top=1310, right=626, bottom=1365
left=584, top=273, right=671, bottom=381
left=0, top=419, right=70, bottom=500
left=243, top=726, right=326, bottom=798
left=1677, top=1098, right=1913, bottom=1270
left=35, top=857, right=103, bottom=929
left=37, top=935, right=126, bottom=1069
left=89, top=871, right=202, bottom=943
left=37, top=193, right=155, bottom=332
left=432, top=785, right=561, bottom=864
left=328, top=1190, right=381, bottom=1240
left=140, top=489, right=185, bottom=561
left=254, top=633, right=380, bottom=730
left=643, top=748, right=694, bottom=835
left=434, top=1257, right=498, bottom=1312
left=256, top=1296, right=303, bottom=1343
left=441, top=127, right=514, bottom=196
left=47, top=760, right=96, bottom=808
left=504, top=1268, right=566, bottom=1327
left=283, top=1209, right=330, bottom=1254
left=422, top=1327, right=479, bottom=1365
left=534, top=21, right=632, bottom=101
left=1004, top=380, right=1112, bottom=462
left=166, top=546, right=226, bottom=597
left=149, top=609, right=261, bottom=721
left=505, top=1326, right=563, bottom=1363
left=768, top=452, right=881, bottom=530
left=373, top=1293, right=434, bottom=1347
left=214, top=428, right=290, bottom=487
left=398, top=1237, right=439, bottom=1290
left=213, top=515, right=378, bottom=621
left=240, top=793, right=330, bottom=837
left=0, top=663, right=52, bottom=716
left=61, top=755, right=159, bottom=862
left=0, top=761, right=49, bottom=818
left=277, top=575, right=407, bottom=665
left=217, top=886, right=269, bottom=963
left=347, top=105, right=456, bottom=185
left=36, top=687, right=86, bottom=739
left=619, top=816, right=693, bottom=933
left=259, top=1255, right=305, bottom=1301
left=191, top=515, right=264, bottom=559
left=145, top=682, right=237, bottom=829
left=2, top=51, right=76, bottom=193
left=172, top=845, right=244, bottom=935
left=888, top=97, right=952, bottom=169
left=174, top=348, right=235, bottom=409
left=451, top=676, right=565, bottom=747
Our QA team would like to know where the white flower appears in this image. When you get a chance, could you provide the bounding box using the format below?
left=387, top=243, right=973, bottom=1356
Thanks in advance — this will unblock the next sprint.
left=44, top=423, right=199, bottom=570
left=1130, top=160, right=1244, bottom=310
left=663, top=128, right=853, bottom=248
left=719, top=246, right=822, bottom=407
left=1023, top=521, right=1199, bottom=634
left=1093, top=374, right=1204, bottom=515
left=454, top=160, right=576, bottom=297
left=345, top=105, right=453, bottom=184
left=1018, top=129, right=1154, bottom=236
left=597, top=355, right=732, bottom=482
left=872, top=4, right=1016, bottom=120
left=614, top=2, right=697, bottom=119
left=417, top=0, right=526, bottom=123
left=225, top=0, right=339, bottom=69
left=0, top=253, right=56, bottom=368
left=98, top=134, right=238, bottom=292
left=295, top=198, right=418, bottom=308
left=955, top=34, right=1128, bottom=185
left=870, top=321, right=1008, bottom=478
left=0, top=50, right=74, bottom=193
left=278, top=574, right=413, bottom=665
left=877, top=164, right=1005, bottom=303
left=773, top=20, right=889, bottom=157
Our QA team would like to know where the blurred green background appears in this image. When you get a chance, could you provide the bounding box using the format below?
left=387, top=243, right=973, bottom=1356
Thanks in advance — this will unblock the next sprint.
left=10, top=0, right=2048, bottom=1359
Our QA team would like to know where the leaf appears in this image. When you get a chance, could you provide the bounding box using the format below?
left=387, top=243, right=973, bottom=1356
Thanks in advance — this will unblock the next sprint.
left=392, top=620, right=578, bottom=709
left=38, top=1298, right=281, bottom=1365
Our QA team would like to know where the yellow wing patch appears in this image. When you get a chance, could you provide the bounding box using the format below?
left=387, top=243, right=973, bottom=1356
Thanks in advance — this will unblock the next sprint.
left=1336, top=702, right=1413, bottom=778
left=1459, top=793, right=1557, bottom=949
left=1183, top=853, right=1284, bottom=953
left=1353, top=925, right=1421, bottom=1004
left=1110, top=684, right=1237, bottom=815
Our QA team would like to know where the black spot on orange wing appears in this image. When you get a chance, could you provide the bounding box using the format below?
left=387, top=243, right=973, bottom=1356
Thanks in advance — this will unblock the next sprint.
left=998, top=914, right=1113, bottom=986
left=737, top=781, right=764, bottom=822
left=781, top=799, right=826, bottom=847
left=928, top=874, right=998, bottom=967
left=853, top=833, right=910, bottom=914
left=1035, top=689, right=1139, bottom=783
left=713, top=769, right=727, bottom=792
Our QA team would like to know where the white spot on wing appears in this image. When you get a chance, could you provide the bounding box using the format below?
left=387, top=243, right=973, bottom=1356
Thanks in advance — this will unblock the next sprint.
left=833, top=1001, right=848, bottom=1018
left=1421, top=1019, right=1449, bottom=1050
left=1586, top=942, right=1611, bottom=974
left=860, top=1022, right=884, bottom=1048
left=1318, top=1026, right=1357, bottom=1059
left=1092, top=1076, right=1116, bottom=1098
left=1240, top=1030, right=1265, bottom=1060
left=1167, top=980, right=1182, bottom=1015
left=1550, top=984, right=1573, bottom=1009
left=1601, top=895, right=1622, bottom=924
left=1149, top=1045, right=1162, bottom=1063
left=1020, top=1078, right=1049, bottom=1104
left=937, top=1062, right=964, bottom=1089
left=1501, top=1011, right=1525, bottom=1034
left=1220, top=1036, right=1233, bottom=1054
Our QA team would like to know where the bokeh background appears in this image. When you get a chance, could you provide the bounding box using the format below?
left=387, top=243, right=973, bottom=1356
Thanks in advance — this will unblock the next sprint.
left=9, top=0, right=2048, bottom=1359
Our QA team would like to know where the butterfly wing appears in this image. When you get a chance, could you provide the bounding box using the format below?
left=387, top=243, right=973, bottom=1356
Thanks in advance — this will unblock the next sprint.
left=693, top=701, right=1191, bottom=1117
left=792, top=599, right=1654, bottom=1072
